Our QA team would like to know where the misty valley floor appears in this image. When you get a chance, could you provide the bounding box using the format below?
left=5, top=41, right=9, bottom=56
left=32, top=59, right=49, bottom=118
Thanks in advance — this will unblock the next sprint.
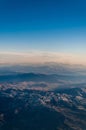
left=0, top=73, right=86, bottom=130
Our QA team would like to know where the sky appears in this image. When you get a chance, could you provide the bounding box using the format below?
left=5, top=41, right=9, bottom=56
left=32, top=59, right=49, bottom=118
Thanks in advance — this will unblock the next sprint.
left=0, top=0, right=86, bottom=65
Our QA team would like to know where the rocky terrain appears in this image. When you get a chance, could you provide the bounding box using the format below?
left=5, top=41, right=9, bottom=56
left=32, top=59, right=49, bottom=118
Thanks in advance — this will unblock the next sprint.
left=0, top=72, right=86, bottom=130
left=0, top=79, right=86, bottom=130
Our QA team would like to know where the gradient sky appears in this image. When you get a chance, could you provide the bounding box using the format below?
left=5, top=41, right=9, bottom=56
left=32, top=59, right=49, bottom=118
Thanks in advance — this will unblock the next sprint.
left=0, top=0, right=86, bottom=64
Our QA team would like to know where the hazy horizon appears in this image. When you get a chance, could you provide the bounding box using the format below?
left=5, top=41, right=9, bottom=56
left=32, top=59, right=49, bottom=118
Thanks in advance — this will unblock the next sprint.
left=0, top=51, right=86, bottom=66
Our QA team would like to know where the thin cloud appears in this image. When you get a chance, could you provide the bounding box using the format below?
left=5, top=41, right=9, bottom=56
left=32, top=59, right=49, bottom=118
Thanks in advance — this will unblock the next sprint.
left=0, top=51, right=86, bottom=66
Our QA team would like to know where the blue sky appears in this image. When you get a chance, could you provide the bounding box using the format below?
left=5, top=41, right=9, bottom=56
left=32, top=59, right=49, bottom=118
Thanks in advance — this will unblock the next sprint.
left=0, top=0, right=86, bottom=55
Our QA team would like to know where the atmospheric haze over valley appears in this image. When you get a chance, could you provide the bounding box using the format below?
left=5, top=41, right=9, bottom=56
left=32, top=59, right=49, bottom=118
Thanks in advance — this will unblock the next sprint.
left=0, top=63, right=86, bottom=130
